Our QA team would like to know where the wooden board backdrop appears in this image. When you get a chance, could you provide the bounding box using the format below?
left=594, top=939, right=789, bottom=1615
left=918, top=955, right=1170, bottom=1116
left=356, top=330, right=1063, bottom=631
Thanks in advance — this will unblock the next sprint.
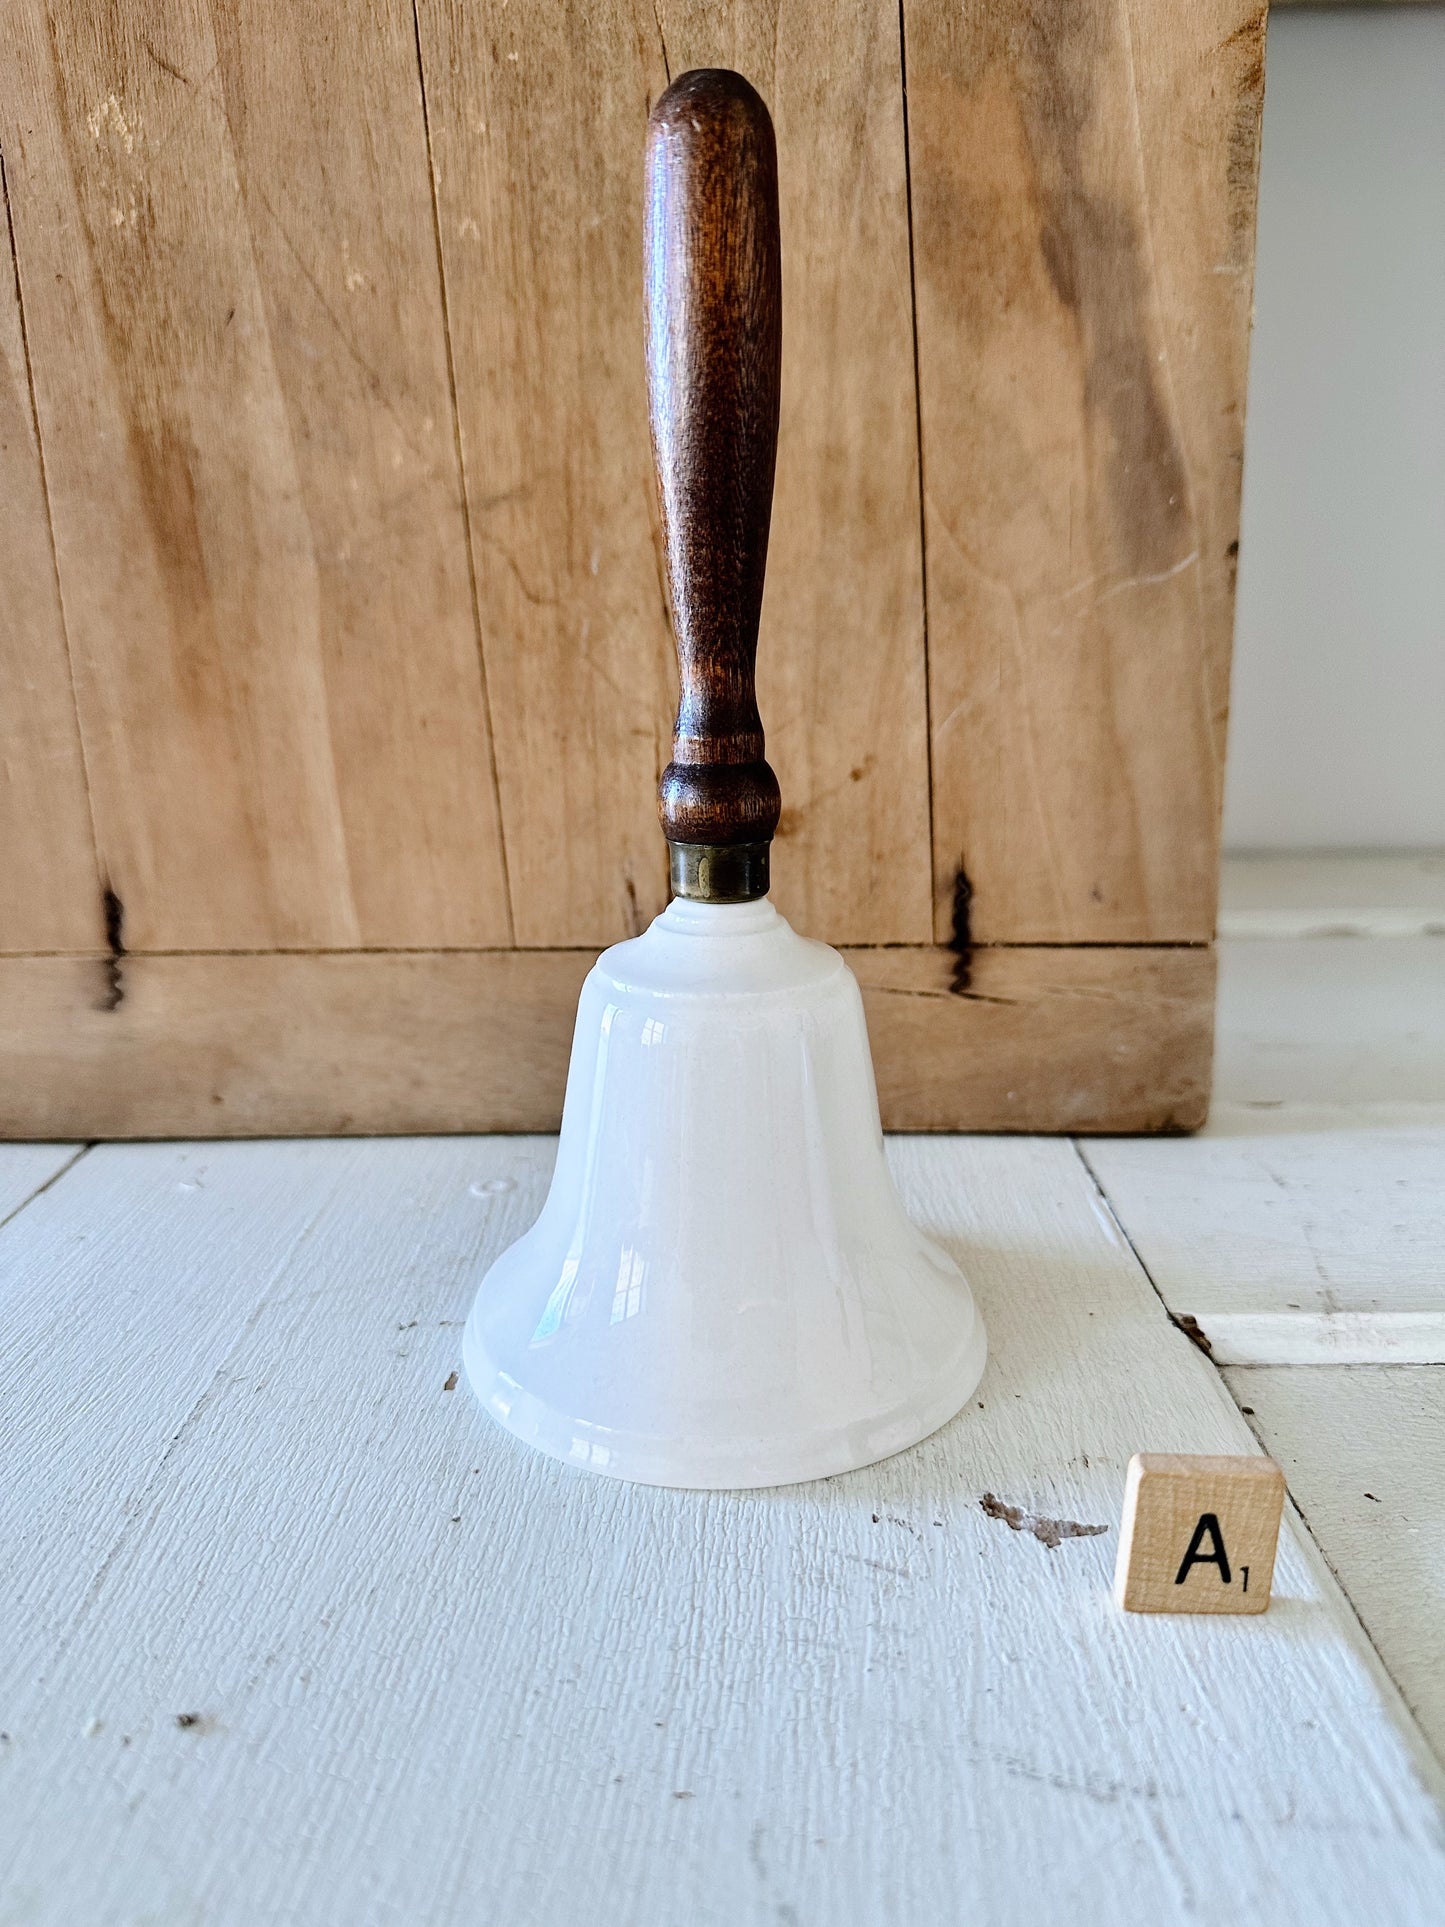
left=0, top=0, right=1266, bottom=1135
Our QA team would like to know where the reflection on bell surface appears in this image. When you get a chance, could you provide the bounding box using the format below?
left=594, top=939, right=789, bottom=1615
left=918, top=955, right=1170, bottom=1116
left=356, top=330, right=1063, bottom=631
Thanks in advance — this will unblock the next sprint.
left=463, top=898, right=987, bottom=1489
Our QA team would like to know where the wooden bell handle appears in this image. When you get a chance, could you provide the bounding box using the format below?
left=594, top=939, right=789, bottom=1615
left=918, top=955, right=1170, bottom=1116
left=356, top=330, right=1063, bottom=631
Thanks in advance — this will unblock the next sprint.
left=645, top=69, right=782, bottom=903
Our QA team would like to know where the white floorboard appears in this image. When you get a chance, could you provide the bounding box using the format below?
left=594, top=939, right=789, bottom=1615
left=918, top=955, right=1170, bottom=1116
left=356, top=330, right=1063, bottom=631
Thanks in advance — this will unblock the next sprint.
left=1082, top=863, right=1445, bottom=1832
left=1226, top=1365, right=1445, bottom=1766
left=0, top=1143, right=83, bottom=1230
left=1212, top=936, right=1445, bottom=1110
left=1083, top=1114, right=1445, bottom=1364
left=1219, top=852, right=1445, bottom=940
left=1087, top=888, right=1445, bottom=1364
left=1, top=1136, right=1441, bottom=1926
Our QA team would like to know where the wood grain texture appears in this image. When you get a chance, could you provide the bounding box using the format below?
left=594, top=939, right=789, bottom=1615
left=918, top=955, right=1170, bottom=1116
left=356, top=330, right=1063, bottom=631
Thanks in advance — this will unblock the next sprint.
left=653, top=4, right=934, bottom=941
left=0, top=0, right=1257, bottom=1129
left=647, top=70, right=782, bottom=863
left=0, top=943, right=1212, bottom=1138
left=414, top=0, right=673, bottom=948
left=0, top=950, right=594, bottom=1137
left=1085, top=1113, right=1445, bottom=1364
left=904, top=0, right=1264, bottom=945
left=0, top=158, right=100, bottom=953
left=415, top=0, right=935, bottom=947
left=1228, top=1363, right=1445, bottom=1771
left=0, top=1135, right=1441, bottom=1923
left=3, top=0, right=510, bottom=950
left=851, top=939, right=1213, bottom=1132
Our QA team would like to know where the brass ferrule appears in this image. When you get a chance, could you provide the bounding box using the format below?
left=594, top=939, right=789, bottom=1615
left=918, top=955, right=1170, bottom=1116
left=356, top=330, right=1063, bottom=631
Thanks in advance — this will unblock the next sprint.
left=668, top=841, right=770, bottom=903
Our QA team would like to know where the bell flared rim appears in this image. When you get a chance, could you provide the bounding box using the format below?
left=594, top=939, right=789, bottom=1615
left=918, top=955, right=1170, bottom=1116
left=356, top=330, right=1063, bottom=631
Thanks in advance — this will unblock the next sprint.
left=463, top=1307, right=987, bottom=1491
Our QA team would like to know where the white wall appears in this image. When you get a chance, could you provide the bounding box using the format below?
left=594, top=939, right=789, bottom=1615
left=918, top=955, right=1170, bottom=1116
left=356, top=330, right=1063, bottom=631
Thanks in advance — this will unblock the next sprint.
left=1223, top=5, right=1445, bottom=851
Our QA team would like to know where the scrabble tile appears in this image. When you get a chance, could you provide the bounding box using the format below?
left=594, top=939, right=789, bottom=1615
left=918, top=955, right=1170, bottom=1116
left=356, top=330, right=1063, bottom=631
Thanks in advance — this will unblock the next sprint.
left=1114, top=1453, right=1286, bottom=1614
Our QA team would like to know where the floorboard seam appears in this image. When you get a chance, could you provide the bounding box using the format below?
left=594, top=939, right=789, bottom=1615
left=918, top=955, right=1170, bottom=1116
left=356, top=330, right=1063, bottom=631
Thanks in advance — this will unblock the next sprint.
left=1077, top=1139, right=1445, bottom=1791
left=0, top=1144, right=92, bottom=1235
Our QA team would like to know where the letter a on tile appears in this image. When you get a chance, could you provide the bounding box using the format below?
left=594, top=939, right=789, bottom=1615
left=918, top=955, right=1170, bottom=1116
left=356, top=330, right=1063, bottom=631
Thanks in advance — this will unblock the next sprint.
left=1175, top=1512, right=1231, bottom=1586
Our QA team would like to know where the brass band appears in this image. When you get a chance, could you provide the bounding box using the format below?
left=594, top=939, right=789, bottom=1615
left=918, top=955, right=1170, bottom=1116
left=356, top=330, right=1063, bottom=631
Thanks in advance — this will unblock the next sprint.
left=668, top=840, right=770, bottom=903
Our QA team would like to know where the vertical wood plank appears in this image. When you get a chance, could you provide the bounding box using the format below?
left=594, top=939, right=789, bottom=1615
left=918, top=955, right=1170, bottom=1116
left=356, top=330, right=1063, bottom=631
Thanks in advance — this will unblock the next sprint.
left=0, top=154, right=101, bottom=953
left=904, top=0, right=1264, bottom=945
left=654, top=3, right=934, bottom=943
left=1125, top=0, right=1265, bottom=841
left=414, top=0, right=673, bottom=949
left=4, top=0, right=511, bottom=950
left=416, top=0, right=933, bottom=946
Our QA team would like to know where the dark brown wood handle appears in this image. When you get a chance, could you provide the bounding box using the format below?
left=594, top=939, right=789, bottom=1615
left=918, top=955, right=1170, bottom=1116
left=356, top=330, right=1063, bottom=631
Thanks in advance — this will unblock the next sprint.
left=645, top=69, right=782, bottom=902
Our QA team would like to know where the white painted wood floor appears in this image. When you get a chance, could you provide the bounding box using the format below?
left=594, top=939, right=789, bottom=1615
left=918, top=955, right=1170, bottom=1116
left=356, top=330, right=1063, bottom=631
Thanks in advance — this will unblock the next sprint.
left=2, top=857, right=1442, bottom=1927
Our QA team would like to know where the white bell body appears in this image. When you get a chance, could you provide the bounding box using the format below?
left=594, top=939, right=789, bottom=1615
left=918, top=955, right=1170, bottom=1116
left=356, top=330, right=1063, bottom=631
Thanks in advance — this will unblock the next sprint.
left=464, top=897, right=986, bottom=1488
